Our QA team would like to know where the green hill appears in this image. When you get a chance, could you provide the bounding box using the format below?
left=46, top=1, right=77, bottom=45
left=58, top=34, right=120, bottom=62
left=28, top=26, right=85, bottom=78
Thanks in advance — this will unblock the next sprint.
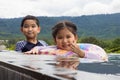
left=0, top=13, right=120, bottom=39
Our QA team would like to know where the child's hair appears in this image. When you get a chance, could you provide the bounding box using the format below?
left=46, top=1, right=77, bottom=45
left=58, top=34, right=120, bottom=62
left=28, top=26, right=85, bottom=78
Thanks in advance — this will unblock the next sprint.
left=52, top=20, right=77, bottom=39
left=21, top=15, right=40, bottom=27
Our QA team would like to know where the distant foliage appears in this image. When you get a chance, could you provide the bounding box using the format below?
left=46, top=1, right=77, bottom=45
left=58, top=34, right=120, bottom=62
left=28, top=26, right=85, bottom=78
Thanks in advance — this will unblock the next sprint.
left=0, top=13, right=120, bottom=53
left=0, top=13, right=120, bottom=39
left=3, top=37, right=120, bottom=53
left=80, top=37, right=100, bottom=44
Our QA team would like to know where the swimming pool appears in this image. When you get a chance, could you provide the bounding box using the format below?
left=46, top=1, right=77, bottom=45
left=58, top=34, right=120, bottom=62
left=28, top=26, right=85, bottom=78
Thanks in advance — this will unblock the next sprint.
left=0, top=51, right=120, bottom=80
left=75, top=53, right=120, bottom=80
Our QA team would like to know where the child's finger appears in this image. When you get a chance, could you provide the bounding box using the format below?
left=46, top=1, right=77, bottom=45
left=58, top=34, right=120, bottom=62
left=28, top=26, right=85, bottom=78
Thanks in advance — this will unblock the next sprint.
left=24, top=51, right=32, bottom=54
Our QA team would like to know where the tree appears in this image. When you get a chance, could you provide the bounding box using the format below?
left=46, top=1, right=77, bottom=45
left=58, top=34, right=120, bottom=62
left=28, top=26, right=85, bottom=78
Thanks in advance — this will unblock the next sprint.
left=80, top=37, right=100, bottom=45
left=112, top=38, right=120, bottom=48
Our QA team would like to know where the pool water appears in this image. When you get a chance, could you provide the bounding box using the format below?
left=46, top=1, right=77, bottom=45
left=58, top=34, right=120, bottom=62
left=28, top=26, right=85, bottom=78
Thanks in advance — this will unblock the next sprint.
left=78, top=53, right=120, bottom=75
left=0, top=51, right=120, bottom=80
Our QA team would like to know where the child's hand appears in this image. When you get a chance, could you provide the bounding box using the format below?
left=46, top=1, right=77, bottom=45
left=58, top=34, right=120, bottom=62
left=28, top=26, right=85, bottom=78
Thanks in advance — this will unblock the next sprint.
left=69, top=43, right=85, bottom=58
left=68, top=43, right=79, bottom=53
left=24, top=47, right=39, bottom=54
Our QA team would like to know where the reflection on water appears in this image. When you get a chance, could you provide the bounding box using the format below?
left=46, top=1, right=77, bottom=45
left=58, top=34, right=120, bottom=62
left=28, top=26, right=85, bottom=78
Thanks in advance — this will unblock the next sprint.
left=56, top=57, right=80, bottom=70
left=78, top=53, right=120, bottom=75
left=108, top=54, right=120, bottom=63
left=55, top=53, right=120, bottom=72
left=0, top=51, right=120, bottom=80
left=54, top=54, right=120, bottom=80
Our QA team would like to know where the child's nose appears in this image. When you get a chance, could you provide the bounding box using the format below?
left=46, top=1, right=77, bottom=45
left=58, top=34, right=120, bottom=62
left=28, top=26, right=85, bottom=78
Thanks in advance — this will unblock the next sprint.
left=63, top=38, right=67, bottom=43
left=28, top=27, right=32, bottom=31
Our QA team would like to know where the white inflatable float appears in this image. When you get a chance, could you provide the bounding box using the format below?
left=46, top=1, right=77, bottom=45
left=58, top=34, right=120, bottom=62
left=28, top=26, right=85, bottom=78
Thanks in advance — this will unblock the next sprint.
left=36, top=43, right=108, bottom=61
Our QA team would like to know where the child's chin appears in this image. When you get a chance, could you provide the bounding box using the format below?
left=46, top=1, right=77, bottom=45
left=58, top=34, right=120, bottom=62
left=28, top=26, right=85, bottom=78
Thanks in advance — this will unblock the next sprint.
left=61, top=47, right=69, bottom=50
left=58, top=46, right=69, bottom=50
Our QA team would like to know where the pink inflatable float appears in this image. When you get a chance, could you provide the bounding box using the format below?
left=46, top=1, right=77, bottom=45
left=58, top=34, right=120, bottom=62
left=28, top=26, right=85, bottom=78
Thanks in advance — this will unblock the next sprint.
left=36, top=43, right=108, bottom=61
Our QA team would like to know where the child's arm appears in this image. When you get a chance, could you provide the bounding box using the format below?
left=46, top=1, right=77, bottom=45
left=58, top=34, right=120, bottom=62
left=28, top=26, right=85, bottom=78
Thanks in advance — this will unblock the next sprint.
left=24, top=46, right=39, bottom=54
left=15, top=41, right=26, bottom=52
left=39, top=40, right=48, bottom=46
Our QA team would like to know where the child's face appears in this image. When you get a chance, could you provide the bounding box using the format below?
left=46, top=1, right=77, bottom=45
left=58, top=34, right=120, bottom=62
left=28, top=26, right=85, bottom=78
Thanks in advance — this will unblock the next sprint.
left=55, top=28, right=77, bottom=50
left=21, top=20, right=40, bottom=39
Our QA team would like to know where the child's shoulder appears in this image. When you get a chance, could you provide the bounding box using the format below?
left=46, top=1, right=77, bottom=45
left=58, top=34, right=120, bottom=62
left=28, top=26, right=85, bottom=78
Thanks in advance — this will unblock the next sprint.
left=16, top=40, right=27, bottom=45
left=38, top=40, right=48, bottom=46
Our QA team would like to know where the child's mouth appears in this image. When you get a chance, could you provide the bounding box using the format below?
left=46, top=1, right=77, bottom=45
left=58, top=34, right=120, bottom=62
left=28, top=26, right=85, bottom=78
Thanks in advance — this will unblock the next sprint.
left=27, top=32, right=33, bottom=35
left=62, top=44, right=70, bottom=48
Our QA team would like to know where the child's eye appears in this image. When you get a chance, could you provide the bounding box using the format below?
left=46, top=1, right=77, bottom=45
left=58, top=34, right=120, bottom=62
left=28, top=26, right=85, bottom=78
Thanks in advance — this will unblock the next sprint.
left=57, top=36, right=63, bottom=39
left=32, top=25, right=37, bottom=28
left=66, top=35, right=71, bottom=38
left=23, top=25, right=29, bottom=28
left=32, top=25, right=36, bottom=28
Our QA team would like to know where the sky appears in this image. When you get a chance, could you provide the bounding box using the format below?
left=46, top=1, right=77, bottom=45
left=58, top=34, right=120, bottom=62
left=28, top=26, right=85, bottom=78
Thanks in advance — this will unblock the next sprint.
left=0, top=0, right=120, bottom=18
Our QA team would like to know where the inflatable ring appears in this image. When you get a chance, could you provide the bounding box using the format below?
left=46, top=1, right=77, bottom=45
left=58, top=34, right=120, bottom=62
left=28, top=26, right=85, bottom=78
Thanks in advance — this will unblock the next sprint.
left=37, top=43, right=108, bottom=61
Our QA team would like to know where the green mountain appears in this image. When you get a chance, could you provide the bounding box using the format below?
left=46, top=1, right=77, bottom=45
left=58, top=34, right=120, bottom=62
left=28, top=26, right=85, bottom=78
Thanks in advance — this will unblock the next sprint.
left=0, top=13, right=120, bottom=39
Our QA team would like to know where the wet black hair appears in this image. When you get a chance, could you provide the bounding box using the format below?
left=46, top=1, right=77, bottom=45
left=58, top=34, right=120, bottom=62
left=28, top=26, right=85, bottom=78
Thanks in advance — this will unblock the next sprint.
left=52, top=20, right=77, bottom=39
left=21, top=15, right=40, bottom=27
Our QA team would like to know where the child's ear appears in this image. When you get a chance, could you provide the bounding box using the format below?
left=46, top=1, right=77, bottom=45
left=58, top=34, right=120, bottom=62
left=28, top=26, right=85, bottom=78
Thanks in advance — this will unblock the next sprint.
left=53, top=38, right=56, bottom=44
left=75, top=35, right=78, bottom=42
left=37, top=26, right=41, bottom=33
left=20, top=27, right=23, bottom=32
